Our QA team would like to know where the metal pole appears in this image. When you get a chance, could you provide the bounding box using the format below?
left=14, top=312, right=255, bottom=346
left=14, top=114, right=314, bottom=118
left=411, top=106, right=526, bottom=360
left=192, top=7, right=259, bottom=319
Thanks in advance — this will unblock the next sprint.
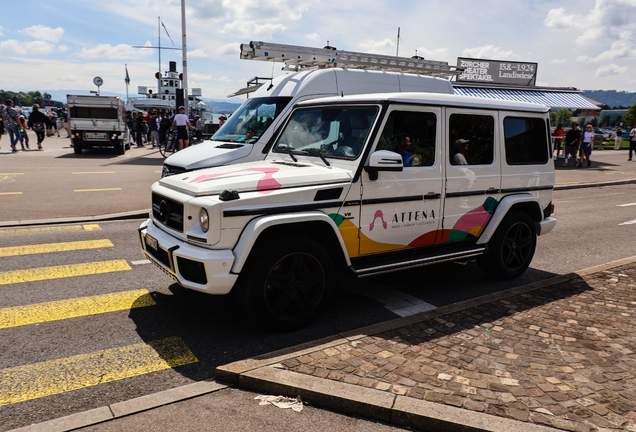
left=158, top=16, right=161, bottom=97
left=396, top=27, right=400, bottom=57
left=181, top=0, right=188, bottom=116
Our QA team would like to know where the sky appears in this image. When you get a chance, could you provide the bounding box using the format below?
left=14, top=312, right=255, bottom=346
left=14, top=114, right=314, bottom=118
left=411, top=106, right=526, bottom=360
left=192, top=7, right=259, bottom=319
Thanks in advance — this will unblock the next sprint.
left=1, top=0, right=635, bottom=104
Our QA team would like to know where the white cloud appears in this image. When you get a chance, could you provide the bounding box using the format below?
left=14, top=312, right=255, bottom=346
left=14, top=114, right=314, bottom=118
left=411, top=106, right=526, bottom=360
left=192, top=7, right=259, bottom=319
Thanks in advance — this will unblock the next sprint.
left=359, top=38, right=394, bottom=54
left=19, top=25, right=64, bottom=43
left=462, top=45, right=517, bottom=60
left=216, top=42, right=240, bottom=55
left=189, top=48, right=208, bottom=58
left=0, top=25, right=4, bottom=37
left=596, top=64, right=627, bottom=77
left=58, top=45, right=70, bottom=53
left=220, top=21, right=285, bottom=39
left=75, top=43, right=149, bottom=59
left=221, top=0, right=317, bottom=21
left=0, top=39, right=55, bottom=56
left=550, top=59, right=567, bottom=64
left=414, top=46, right=448, bottom=60
left=544, top=7, right=582, bottom=29
left=306, top=33, right=319, bottom=41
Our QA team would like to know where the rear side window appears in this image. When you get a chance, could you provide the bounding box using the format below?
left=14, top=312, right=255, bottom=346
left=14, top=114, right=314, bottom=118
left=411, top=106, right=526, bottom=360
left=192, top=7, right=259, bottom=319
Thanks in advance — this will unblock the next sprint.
left=449, top=114, right=494, bottom=166
left=70, top=107, right=118, bottom=119
left=376, top=111, right=437, bottom=167
left=504, top=117, right=549, bottom=165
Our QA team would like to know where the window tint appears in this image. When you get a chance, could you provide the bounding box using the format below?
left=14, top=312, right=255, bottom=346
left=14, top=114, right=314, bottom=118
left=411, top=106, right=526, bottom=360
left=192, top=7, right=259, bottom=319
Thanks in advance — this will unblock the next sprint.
left=70, top=107, right=118, bottom=119
left=376, top=111, right=437, bottom=167
left=504, top=117, right=549, bottom=165
left=449, top=114, right=494, bottom=166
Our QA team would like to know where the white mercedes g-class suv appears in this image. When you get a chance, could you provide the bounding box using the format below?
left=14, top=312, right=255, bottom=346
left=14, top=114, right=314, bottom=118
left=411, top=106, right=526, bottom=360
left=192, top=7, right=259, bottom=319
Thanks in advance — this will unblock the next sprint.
left=139, top=92, right=556, bottom=329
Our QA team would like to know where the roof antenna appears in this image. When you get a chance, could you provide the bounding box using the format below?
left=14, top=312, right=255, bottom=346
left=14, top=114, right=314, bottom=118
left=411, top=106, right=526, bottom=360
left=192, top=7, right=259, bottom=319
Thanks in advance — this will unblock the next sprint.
left=396, top=27, right=400, bottom=57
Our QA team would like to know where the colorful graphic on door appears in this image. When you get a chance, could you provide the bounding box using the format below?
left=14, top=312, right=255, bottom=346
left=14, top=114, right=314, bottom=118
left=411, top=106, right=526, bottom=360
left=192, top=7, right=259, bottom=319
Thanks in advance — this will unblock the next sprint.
left=329, top=197, right=498, bottom=258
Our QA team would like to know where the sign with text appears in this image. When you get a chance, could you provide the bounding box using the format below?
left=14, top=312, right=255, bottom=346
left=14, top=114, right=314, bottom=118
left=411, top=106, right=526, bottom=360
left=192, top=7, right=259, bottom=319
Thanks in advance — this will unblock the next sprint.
left=457, top=57, right=537, bottom=86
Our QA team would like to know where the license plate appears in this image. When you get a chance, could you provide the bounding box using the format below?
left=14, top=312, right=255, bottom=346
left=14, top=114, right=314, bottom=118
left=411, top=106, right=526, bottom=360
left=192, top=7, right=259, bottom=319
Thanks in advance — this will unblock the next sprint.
left=85, top=132, right=106, bottom=139
left=145, top=234, right=158, bottom=251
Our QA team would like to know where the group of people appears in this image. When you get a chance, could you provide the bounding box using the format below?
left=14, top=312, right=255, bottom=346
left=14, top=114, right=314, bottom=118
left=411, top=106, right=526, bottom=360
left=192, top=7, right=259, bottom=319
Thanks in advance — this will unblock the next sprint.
left=125, top=106, right=198, bottom=151
left=554, top=122, right=636, bottom=167
left=1, top=99, right=70, bottom=152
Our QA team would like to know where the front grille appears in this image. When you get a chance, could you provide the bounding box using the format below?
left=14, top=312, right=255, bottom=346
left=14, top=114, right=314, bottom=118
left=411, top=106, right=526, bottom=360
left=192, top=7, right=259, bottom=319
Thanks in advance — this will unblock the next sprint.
left=177, top=257, right=207, bottom=284
left=152, top=193, right=184, bottom=232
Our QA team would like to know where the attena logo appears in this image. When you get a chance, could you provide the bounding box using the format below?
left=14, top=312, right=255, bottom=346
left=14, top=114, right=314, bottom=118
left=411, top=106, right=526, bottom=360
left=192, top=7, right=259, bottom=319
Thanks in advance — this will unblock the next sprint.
left=370, top=210, right=388, bottom=231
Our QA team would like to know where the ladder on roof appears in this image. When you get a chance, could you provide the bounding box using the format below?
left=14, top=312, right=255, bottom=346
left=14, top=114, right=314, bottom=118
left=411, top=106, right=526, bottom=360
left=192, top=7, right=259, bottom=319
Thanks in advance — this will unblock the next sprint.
left=240, top=41, right=463, bottom=77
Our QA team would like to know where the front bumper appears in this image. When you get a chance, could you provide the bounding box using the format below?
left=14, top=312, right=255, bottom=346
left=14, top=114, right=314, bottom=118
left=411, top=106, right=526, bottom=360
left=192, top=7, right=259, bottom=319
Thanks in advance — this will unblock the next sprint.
left=138, top=219, right=238, bottom=294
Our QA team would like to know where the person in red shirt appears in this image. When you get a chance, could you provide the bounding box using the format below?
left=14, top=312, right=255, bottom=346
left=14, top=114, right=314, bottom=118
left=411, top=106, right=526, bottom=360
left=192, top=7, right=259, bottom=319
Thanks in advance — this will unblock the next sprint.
left=552, top=123, right=565, bottom=159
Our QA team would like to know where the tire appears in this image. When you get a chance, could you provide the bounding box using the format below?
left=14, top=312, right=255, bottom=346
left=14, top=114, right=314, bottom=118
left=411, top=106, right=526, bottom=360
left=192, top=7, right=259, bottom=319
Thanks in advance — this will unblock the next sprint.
left=477, top=211, right=536, bottom=279
left=73, top=141, right=82, bottom=154
left=237, top=236, right=334, bottom=330
left=116, top=141, right=125, bottom=155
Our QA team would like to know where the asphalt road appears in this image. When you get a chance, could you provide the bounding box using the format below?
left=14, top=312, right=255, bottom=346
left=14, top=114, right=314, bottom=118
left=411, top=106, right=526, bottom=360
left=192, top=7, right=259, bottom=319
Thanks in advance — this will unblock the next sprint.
left=1, top=185, right=635, bottom=431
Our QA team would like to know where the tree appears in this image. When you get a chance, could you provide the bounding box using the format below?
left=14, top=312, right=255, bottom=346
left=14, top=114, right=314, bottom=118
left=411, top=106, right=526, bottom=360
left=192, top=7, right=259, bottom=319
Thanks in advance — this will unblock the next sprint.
left=550, top=108, right=573, bottom=127
left=624, top=103, right=636, bottom=128
left=590, top=117, right=598, bottom=127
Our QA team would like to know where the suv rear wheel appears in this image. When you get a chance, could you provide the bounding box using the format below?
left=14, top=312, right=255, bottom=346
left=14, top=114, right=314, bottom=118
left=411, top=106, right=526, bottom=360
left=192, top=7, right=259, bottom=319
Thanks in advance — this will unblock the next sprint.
left=238, top=236, right=334, bottom=330
left=478, top=211, right=536, bottom=279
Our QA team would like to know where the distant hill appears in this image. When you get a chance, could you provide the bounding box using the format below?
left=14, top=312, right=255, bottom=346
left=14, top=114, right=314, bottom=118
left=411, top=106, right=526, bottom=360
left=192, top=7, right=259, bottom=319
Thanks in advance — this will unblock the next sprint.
left=203, top=98, right=242, bottom=114
left=580, top=90, right=636, bottom=109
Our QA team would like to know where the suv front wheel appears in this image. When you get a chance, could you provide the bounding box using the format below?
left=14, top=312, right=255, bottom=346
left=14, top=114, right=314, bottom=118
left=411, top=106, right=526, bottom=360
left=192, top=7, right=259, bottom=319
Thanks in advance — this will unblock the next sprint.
left=238, top=236, right=334, bottom=330
left=478, top=211, right=536, bottom=279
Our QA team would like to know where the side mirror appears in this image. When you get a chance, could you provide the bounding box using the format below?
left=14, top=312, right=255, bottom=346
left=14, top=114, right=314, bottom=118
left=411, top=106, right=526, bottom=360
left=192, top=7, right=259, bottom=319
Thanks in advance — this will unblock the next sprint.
left=364, top=150, right=403, bottom=180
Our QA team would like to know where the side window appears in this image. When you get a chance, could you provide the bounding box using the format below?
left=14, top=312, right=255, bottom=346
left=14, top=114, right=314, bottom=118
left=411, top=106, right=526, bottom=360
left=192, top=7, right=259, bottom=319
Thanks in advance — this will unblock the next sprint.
left=449, top=114, right=494, bottom=166
left=504, top=117, right=549, bottom=165
left=376, top=111, right=437, bottom=167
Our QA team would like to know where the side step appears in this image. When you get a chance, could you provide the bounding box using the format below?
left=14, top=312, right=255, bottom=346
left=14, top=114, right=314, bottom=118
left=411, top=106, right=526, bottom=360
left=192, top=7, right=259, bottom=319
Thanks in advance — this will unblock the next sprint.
left=350, top=247, right=487, bottom=278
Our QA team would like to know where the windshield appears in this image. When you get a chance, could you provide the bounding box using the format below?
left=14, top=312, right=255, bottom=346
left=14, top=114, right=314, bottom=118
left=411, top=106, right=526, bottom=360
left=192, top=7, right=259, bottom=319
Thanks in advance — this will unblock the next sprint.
left=273, top=106, right=378, bottom=159
left=212, top=96, right=292, bottom=144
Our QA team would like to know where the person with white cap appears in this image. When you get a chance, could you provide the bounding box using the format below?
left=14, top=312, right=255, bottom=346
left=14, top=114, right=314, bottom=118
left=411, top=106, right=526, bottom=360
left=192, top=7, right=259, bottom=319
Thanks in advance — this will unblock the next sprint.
left=452, top=138, right=469, bottom=165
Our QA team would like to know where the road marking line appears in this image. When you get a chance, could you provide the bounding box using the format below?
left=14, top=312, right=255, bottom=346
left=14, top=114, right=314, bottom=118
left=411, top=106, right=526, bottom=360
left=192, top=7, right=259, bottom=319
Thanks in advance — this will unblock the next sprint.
left=73, top=188, right=122, bottom=192
left=0, top=192, right=22, bottom=195
left=0, top=239, right=113, bottom=257
left=0, top=224, right=102, bottom=235
left=0, top=289, right=155, bottom=329
left=619, top=218, right=636, bottom=225
left=0, top=173, right=25, bottom=175
left=72, top=172, right=117, bottom=174
left=617, top=203, right=636, bottom=207
left=0, top=337, right=198, bottom=406
left=0, top=260, right=131, bottom=285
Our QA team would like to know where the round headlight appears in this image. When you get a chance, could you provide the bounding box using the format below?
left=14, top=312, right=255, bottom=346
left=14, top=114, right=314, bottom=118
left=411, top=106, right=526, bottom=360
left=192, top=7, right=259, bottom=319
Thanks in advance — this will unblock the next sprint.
left=199, top=208, right=209, bottom=233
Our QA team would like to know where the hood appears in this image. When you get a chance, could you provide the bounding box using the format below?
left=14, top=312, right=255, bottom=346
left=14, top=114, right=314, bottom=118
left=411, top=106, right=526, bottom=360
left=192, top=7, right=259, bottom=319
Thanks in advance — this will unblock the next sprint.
left=164, top=141, right=254, bottom=170
left=159, top=160, right=351, bottom=197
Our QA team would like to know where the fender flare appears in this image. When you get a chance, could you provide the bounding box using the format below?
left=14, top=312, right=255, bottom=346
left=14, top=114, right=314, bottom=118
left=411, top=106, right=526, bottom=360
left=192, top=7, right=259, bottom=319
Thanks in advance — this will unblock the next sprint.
left=231, top=211, right=350, bottom=273
left=476, top=194, right=542, bottom=245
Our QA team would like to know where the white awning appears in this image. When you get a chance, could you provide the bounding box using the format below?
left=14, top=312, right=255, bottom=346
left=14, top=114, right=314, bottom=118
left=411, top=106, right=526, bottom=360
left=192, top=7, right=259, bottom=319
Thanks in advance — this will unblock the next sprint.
left=453, top=87, right=599, bottom=110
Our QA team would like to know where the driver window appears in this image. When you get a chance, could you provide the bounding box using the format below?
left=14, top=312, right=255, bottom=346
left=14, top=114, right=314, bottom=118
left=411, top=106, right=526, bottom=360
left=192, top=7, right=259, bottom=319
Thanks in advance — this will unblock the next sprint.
left=376, top=111, right=437, bottom=167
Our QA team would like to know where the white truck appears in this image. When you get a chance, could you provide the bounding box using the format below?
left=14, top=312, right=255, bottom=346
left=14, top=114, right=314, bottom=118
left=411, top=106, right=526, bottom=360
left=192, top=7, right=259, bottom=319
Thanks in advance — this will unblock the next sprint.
left=67, top=95, right=130, bottom=155
left=161, top=41, right=462, bottom=178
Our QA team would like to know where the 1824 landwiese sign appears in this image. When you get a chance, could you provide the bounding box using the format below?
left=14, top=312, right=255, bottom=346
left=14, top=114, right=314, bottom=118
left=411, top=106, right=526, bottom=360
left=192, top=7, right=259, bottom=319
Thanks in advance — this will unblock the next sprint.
left=457, top=57, right=538, bottom=86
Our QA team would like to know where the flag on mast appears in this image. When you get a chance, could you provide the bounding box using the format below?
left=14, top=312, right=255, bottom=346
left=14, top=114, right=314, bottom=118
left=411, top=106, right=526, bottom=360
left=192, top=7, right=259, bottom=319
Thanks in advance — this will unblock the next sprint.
left=125, top=65, right=130, bottom=85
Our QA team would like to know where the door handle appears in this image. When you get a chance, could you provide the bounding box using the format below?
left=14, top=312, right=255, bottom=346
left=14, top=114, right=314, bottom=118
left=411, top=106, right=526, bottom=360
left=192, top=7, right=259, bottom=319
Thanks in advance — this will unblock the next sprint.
left=424, top=192, right=441, bottom=200
left=486, top=188, right=500, bottom=195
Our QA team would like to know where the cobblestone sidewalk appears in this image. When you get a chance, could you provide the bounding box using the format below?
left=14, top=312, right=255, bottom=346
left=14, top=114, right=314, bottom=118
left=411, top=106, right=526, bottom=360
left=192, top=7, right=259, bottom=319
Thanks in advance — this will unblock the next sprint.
left=280, top=263, right=636, bottom=432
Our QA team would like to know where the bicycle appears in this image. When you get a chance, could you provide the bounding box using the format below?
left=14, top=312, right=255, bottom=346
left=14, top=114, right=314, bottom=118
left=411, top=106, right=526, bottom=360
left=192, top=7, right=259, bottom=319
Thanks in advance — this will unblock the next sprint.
left=158, top=129, right=178, bottom=157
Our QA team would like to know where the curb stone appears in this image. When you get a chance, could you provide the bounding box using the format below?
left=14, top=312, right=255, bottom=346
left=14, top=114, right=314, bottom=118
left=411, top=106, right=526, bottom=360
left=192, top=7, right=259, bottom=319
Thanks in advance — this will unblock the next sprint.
left=0, top=210, right=150, bottom=228
left=7, top=380, right=228, bottom=432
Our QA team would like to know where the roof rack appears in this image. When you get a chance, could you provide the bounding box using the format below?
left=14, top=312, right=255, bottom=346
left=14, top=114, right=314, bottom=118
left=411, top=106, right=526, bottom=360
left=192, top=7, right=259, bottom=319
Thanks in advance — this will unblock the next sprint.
left=240, top=41, right=463, bottom=77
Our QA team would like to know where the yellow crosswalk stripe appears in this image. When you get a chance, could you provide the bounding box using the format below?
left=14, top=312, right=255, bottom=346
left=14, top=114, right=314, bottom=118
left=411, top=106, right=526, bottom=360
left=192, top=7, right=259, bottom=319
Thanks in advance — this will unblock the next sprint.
left=0, top=289, right=156, bottom=329
left=0, top=260, right=131, bottom=285
left=0, top=337, right=198, bottom=406
left=0, top=239, right=114, bottom=257
left=0, top=224, right=101, bottom=235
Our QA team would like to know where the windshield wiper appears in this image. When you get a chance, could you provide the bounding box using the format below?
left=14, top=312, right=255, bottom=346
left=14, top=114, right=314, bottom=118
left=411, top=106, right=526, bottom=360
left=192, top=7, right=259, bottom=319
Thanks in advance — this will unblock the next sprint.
left=303, top=148, right=330, bottom=166
left=283, top=146, right=298, bottom=162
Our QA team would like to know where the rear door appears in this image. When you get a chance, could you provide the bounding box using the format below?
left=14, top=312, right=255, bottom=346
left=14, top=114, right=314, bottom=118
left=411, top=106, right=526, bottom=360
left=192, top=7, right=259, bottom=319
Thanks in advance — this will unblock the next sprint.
left=442, top=109, right=500, bottom=243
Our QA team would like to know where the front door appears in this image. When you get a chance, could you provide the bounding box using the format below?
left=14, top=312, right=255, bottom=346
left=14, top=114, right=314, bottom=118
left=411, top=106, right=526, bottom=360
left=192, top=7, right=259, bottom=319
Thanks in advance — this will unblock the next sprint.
left=357, top=106, right=444, bottom=256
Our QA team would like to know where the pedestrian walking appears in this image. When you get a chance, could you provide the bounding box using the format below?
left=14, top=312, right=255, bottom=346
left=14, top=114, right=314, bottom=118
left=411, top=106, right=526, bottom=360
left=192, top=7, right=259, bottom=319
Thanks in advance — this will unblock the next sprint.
left=17, top=110, right=30, bottom=150
left=172, top=106, right=195, bottom=151
left=562, top=123, right=582, bottom=167
left=135, top=112, right=145, bottom=147
left=578, top=124, right=594, bottom=167
left=27, top=104, right=51, bottom=150
left=195, top=115, right=203, bottom=141
left=149, top=110, right=159, bottom=148
left=0, top=104, right=4, bottom=149
left=552, top=123, right=565, bottom=159
left=61, top=108, right=71, bottom=138
left=47, top=110, right=60, bottom=137
left=629, top=123, right=636, bottom=161
left=2, top=99, right=23, bottom=153
left=615, top=127, right=623, bottom=150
